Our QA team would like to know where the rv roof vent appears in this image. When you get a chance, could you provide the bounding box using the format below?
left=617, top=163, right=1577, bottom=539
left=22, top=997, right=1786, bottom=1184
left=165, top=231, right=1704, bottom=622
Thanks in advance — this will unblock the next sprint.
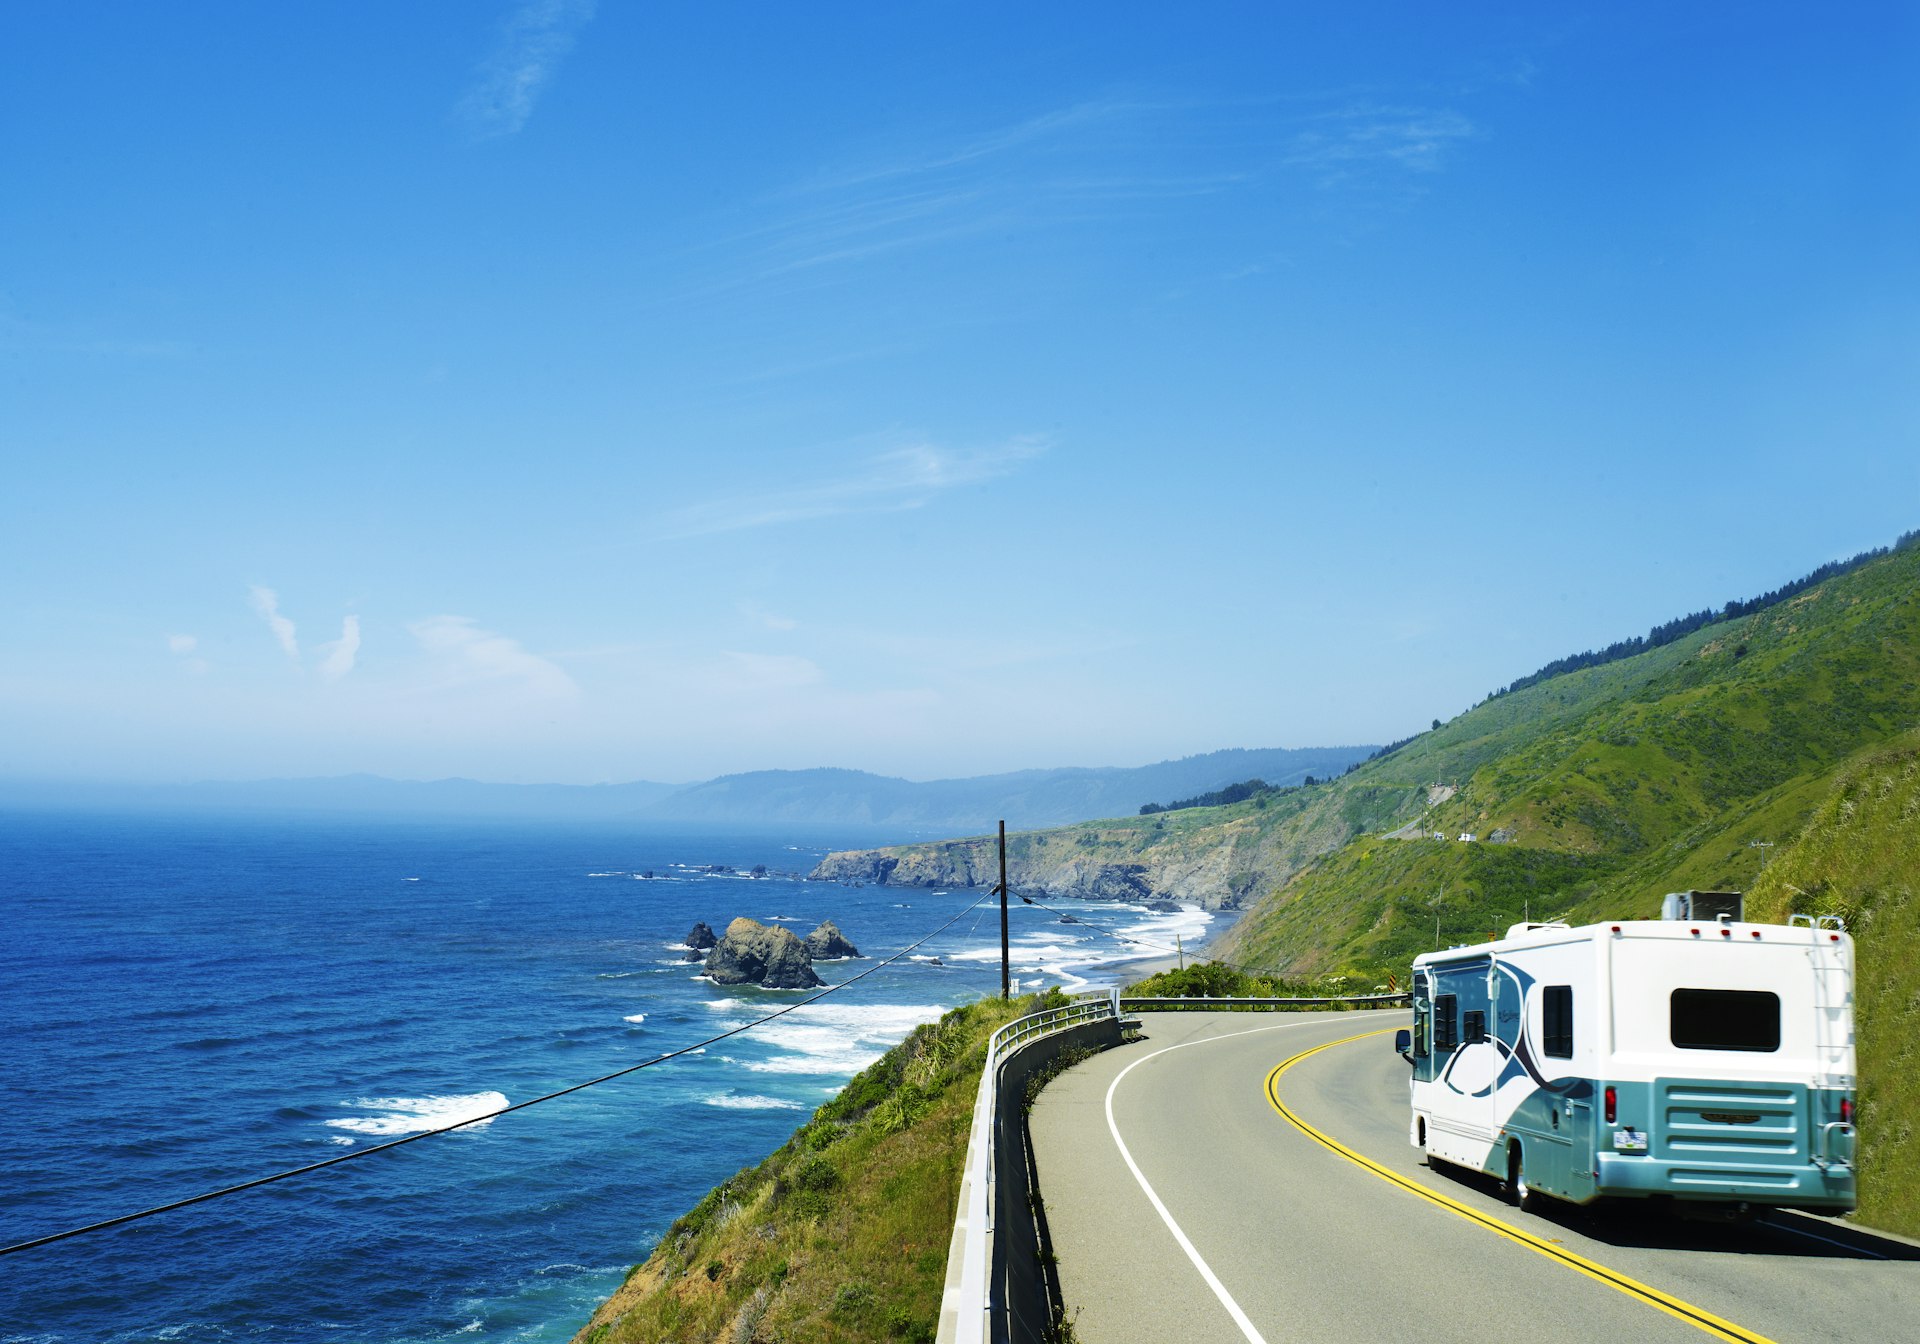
left=1505, top=921, right=1570, bottom=940
left=1659, top=890, right=1744, bottom=922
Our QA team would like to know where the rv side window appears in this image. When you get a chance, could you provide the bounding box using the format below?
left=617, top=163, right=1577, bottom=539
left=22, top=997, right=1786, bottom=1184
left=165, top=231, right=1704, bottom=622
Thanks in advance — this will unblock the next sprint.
left=1543, top=985, right=1573, bottom=1058
left=1434, top=994, right=1458, bottom=1051
left=1670, top=989, right=1780, bottom=1053
left=1462, top=1009, right=1486, bottom=1044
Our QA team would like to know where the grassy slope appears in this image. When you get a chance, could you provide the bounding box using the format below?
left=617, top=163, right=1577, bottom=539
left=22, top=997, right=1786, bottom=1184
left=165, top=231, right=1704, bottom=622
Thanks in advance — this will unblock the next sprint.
left=571, top=994, right=1043, bottom=1344
left=1216, top=538, right=1920, bottom=977
left=1745, top=734, right=1920, bottom=1238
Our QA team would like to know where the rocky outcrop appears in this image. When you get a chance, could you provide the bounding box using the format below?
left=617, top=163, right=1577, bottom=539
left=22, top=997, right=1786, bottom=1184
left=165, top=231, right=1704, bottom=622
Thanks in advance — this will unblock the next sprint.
left=803, top=920, right=859, bottom=960
left=686, top=921, right=718, bottom=950
left=704, top=917, right=823, bottom=989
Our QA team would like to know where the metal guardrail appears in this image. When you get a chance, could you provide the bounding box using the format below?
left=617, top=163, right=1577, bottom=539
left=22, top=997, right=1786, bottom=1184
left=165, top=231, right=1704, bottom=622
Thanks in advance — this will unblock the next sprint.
left=1120, top=993, right=1411, bottom=1010
left=940, top=990, right=1119, bottom=1344
left=937, top=989, right=1411, bottom=1343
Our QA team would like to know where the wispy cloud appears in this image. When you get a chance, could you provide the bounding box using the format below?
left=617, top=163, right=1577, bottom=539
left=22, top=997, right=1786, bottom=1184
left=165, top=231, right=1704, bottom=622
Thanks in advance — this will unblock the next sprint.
left=409, top=615, right=576, bottom=698
left=658, top=436, right=1047, bottom=540
left=164, top=632, right=209, bottom=677
left=739, top=602, right=799, bottom=633
left=248, top=586, right=299, bottom=660
left=1283, top=104, right=1476, bottom=181
left=678, top=92, right=1474, bottom=299
left=694, top=98, right=1254, bottom=287
left=458, top=0, right=596, bottom=138
left=318, top=615, right=361, bottom=683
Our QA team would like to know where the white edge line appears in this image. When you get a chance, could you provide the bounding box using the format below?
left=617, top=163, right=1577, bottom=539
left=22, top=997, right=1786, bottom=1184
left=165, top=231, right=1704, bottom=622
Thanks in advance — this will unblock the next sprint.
left=1103, top=1019, right=1310, bottom=1344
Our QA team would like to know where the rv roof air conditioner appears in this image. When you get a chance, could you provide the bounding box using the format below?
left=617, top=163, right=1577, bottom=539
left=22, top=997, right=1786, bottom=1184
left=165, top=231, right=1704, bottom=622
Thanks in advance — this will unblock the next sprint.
left=1504, top=921, right=1571, bottom=940
left=1660, top=890, right=1744, bottom=922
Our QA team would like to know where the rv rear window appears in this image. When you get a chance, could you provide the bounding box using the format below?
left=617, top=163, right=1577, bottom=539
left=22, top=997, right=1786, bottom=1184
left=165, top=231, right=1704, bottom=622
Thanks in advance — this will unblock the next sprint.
left=1670, top=989, right=1780, bottom=1053
left=1434, top=993, right=1458, bottom=1051
left=1542, top=985, right=1573, bottom=1058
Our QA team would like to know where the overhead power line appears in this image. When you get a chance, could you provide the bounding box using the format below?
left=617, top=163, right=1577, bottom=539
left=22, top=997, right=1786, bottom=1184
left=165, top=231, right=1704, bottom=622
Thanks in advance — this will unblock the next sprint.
left=1, top=892, right=994, bottom=1259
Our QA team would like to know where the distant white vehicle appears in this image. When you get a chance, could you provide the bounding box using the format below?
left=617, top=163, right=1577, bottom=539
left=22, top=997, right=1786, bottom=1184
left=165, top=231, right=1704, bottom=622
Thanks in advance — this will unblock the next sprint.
left=1395, top=891, right=1856, bottom=1214
left=1457, top=832, right=1477, bottom=843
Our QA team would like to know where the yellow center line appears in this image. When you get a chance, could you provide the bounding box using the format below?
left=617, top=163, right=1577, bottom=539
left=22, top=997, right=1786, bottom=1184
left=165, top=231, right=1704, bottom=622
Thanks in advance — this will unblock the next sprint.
left=1264, top=1030, right=1777, bottom=1344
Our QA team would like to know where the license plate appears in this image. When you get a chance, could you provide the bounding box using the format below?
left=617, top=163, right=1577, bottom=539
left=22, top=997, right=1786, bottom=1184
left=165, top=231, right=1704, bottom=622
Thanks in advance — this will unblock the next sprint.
left=1613, top=1128, right=1648, bottom=1153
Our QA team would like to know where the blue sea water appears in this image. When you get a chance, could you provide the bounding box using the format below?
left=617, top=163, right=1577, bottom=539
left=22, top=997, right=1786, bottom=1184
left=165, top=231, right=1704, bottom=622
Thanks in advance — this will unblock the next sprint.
left=0, top=811, right=1211, bottom=1343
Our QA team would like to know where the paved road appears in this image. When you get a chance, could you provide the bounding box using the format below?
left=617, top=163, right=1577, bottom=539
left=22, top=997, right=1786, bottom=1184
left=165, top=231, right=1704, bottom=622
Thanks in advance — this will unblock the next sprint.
left=1028, top=1011, right=1920, bottom=1344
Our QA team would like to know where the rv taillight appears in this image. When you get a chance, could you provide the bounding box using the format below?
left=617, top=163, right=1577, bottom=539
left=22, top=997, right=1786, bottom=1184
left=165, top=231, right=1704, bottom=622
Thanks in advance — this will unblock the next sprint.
left=1605, top=1086, right=1617, bottom=1124
left=1841, top=1098, right=1854, bottom=1125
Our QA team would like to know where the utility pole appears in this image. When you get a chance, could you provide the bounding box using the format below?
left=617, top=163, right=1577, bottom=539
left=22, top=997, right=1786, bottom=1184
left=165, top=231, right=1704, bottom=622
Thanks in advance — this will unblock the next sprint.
left=998, top=820, right=1010, bottom=1000
left=1177, top=933, right=1185, bottom=972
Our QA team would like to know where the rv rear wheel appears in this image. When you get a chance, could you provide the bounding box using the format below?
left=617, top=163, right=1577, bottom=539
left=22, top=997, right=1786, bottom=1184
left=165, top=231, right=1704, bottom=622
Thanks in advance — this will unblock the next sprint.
left=1507, top=1144, right=1538, bottom=1212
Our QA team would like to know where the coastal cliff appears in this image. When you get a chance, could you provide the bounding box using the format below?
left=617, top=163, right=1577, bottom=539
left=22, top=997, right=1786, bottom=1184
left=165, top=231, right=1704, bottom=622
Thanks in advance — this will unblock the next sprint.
left=808, top=781, right=1423, bottom=912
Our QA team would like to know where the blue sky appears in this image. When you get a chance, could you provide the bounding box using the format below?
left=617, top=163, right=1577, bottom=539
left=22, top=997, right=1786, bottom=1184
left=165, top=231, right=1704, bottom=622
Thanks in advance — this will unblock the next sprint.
left=3, top=2, right=1915, bottom=785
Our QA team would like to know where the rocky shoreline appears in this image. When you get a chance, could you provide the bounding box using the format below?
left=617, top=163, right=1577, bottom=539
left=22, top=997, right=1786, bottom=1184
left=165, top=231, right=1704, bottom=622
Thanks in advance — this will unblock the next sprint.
left=808, top=834, right=1259, bottom=911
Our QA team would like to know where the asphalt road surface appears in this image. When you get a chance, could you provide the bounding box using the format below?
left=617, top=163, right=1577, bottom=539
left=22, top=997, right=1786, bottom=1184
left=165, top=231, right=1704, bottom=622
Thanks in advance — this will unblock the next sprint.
left=1028, top=1010, right=1919, bottom=1344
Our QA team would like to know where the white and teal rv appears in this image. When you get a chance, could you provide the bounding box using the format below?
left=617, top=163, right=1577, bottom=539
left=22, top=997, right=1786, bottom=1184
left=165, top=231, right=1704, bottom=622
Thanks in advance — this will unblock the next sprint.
left=1397, top=891, right=1856, bottom=1214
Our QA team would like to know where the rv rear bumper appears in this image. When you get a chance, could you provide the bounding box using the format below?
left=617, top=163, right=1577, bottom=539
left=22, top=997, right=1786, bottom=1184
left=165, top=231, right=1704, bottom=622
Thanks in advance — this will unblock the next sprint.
left=1593, top=1153, right=1856, bottom=1211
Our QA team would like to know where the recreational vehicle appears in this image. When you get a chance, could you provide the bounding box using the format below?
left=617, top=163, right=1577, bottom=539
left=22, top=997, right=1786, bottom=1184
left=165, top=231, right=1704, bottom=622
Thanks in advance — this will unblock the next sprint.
left=1396, top=892, right=1855, bottom=1214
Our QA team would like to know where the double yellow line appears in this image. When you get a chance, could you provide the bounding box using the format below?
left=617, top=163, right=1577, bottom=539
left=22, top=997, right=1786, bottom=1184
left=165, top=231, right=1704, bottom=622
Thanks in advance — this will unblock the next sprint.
left=1263, top=1030, right=1775, bottom=1344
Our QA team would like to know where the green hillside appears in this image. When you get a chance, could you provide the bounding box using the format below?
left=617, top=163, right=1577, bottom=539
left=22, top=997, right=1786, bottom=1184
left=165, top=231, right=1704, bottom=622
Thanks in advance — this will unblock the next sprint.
left=1216, top=534, right=1920, bottom=976
left=1745, top=734, right=1920, bottom=1237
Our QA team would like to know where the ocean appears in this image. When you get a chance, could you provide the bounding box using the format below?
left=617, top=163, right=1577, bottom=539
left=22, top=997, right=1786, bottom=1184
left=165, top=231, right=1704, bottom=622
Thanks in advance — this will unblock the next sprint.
left=0, top=811, right=1212, bottom=1343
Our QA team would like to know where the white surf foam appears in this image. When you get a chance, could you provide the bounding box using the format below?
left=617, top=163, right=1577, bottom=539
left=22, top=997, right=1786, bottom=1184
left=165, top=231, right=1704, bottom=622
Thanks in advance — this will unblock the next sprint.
left=732, top=1002, right=944, bottom=1077
left=324, top=1091, right=508, bottom=1137
left=945, top=901, right=1214, bottom=986
left=703, top=1094, right=805, bottom=1110
left=622, top=1013, right=647, bottom=1024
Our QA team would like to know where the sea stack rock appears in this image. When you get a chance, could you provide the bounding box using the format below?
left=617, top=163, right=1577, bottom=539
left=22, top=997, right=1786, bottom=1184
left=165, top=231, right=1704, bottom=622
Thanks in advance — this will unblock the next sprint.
left=804, top=920, right=859, bottom=960
left=686, top=921, right=718, bottom=951
left=705, top=917, right=823, bottom=989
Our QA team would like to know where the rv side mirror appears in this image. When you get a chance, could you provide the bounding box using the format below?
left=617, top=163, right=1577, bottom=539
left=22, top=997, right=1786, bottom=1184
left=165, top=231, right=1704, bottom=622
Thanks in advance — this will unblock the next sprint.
left=1395, top=1029, right=1412, bottom=1060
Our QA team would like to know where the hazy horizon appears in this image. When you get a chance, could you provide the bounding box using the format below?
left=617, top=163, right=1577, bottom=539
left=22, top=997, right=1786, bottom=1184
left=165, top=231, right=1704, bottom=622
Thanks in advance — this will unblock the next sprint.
left=1, top=741, right=1377, bottom=791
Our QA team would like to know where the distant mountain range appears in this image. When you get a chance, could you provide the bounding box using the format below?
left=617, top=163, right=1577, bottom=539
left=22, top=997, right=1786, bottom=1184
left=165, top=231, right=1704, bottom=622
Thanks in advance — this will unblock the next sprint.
left=0, top=746, right=1378, bottom=833
left=630, top=748, right=1374, bottom=830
